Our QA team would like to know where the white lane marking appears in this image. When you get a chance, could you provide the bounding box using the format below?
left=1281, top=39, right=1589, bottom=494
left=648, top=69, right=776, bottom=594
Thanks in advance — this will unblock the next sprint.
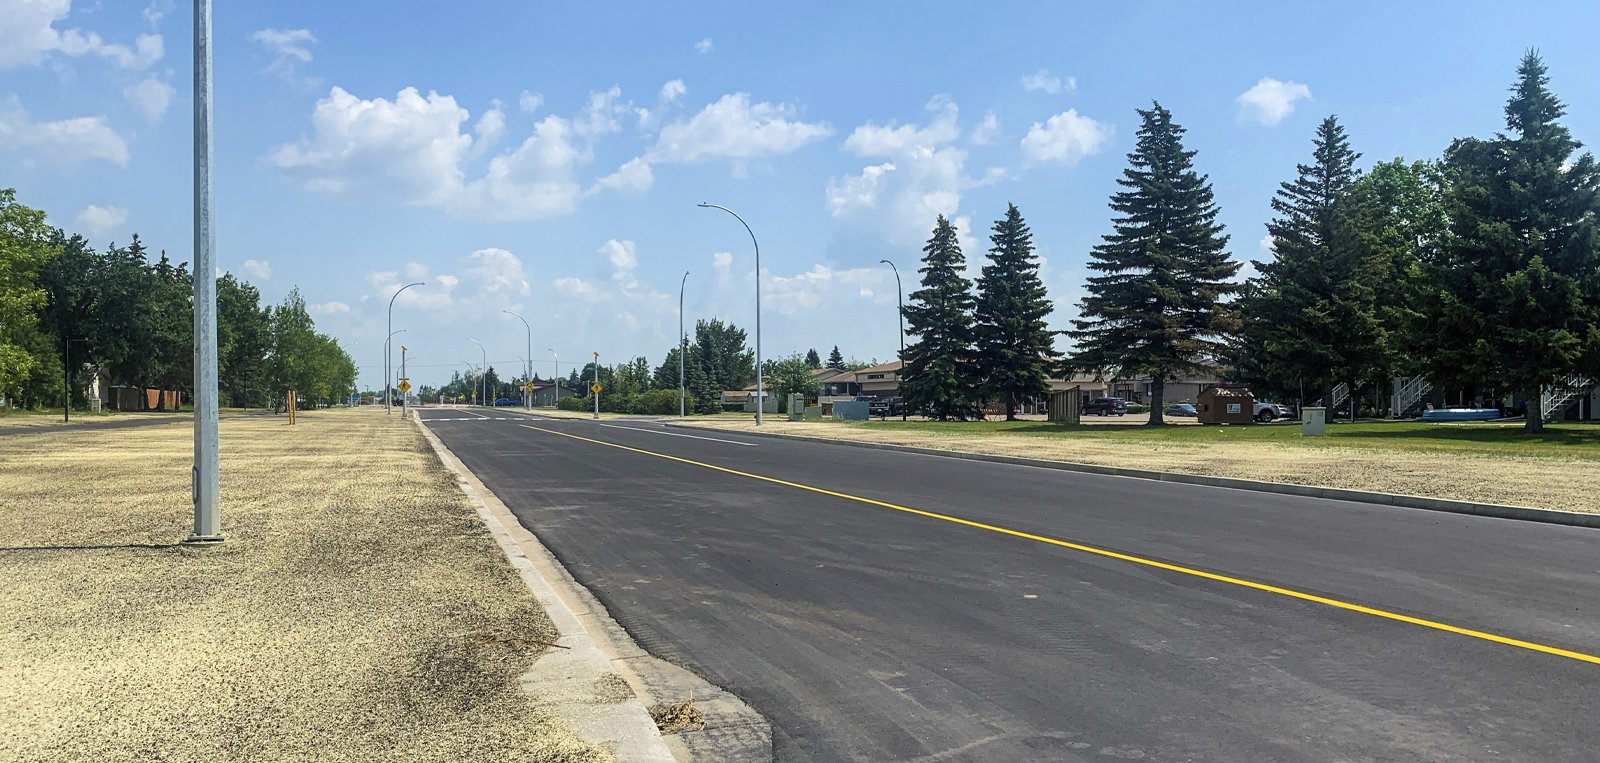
left=596, top=424, right=756, bottom=446
left=459, top=409, right=492, bottom=419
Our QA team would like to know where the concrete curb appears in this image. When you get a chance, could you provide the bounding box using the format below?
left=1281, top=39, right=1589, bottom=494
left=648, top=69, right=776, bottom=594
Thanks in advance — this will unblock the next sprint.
left=664, top=423, right=1600, bottom=530
left=417, top=416, right=773, bottom=762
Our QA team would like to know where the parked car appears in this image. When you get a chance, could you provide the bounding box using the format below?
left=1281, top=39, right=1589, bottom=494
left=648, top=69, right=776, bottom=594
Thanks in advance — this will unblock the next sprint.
left=492, top=398, right=518, bottom=406
left=1253, top=401, right=1289, bottom=422
left=1083, top=397, right=1128, bottom=416
left=869, top=396, right=905, bottom=417
left=1164, top=403, right=1198, bottom=417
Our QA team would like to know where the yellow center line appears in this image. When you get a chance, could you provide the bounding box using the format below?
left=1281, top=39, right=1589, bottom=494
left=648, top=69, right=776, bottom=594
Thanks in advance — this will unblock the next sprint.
left=518, top=424, right=1600, bottom=666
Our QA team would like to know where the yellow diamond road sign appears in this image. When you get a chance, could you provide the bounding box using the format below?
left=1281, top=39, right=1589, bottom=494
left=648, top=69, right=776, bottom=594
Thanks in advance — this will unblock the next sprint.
left=590, top=382, right=602, bottom=394
left=397, top=380, right=411, bottom=394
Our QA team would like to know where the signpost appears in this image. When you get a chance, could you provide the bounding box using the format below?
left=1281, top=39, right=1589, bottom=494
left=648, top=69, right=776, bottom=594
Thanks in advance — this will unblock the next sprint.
left=592, top=351, right=600, bottom=419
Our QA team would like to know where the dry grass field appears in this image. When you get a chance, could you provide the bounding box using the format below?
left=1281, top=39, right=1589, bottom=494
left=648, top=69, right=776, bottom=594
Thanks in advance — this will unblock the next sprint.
left=0, top=408, right=608, bottom=763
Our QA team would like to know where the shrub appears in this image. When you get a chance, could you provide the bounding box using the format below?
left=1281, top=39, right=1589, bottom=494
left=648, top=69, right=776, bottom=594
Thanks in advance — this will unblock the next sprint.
left=1127, top=403, right=1150, bottom=414
left=556, top=395, right=586, bottom=411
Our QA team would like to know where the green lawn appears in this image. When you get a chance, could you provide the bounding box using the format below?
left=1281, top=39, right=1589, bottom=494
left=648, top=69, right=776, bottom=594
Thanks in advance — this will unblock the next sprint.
left=851, top=418, right=1600, bottom=459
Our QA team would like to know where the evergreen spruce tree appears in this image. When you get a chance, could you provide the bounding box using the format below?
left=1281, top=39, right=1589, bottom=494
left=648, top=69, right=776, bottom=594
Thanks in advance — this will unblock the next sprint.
left=1240, top=115, right=1384, bottom=414
left=804, top=348, right=822, bottom=368
left=1066, top=103, right=1241, bottom=425
left=827, top=345, right=846, bottom=371
left=972, top=203, right=1055, bottom=420
left=901, top=215, right=979, bottom=420
left=1427, top=52, right=1600, bottom=431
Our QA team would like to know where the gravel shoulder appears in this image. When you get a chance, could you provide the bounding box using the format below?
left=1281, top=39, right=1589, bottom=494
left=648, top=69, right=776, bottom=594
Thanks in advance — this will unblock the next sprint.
left=0, top=408, right=612, bottom=762
left=674, top=418, right=1600, bottom=514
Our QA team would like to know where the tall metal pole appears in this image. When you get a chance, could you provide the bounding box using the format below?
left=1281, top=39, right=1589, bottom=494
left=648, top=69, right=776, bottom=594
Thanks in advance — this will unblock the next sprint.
left=592, top=351, right=600, bottom=419
left=186, top=0, right=222, bottom=543
left=400, top=345, right=409, bottom=417
left=383, top=329, right=406, bottom=406
left=386, top=281, right=425, bottom=413
left=881, top=259, right=906, bottom=421
left=548, top=349, right=558, bottom=407
left=698, top=203, right=762, bottom=425
left=504, top=310, right=532, bottom=409
left=679, top=271, right=689, bottom=417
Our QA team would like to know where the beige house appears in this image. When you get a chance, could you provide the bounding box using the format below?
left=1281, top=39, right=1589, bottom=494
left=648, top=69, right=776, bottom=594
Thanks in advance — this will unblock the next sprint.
left=1049, top=371, right=1225, bottom=405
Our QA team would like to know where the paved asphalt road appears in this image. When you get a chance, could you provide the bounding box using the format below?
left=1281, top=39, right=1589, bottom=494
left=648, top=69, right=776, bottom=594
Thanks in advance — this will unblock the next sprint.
left=419, top=409, right=1600, bottom=761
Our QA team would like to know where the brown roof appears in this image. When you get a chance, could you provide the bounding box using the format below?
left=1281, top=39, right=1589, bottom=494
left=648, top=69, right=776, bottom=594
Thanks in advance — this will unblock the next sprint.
left=852, top=360, right=903, bottom=376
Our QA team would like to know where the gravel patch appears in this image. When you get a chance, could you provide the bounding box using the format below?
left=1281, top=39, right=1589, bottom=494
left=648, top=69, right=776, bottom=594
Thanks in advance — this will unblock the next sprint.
left=676, top=419, right=1600, bottom=514
left=0, top=408, right=610, bottom=762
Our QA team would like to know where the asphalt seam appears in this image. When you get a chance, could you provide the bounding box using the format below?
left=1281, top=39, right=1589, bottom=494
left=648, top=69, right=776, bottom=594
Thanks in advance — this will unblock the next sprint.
left=522, top=423, right=1600, bottom=667
left=660, top=423, right=1600, bottom=530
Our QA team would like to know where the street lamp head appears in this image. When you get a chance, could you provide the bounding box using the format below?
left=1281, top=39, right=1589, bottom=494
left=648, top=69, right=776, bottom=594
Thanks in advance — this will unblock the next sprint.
left=696, top=202, right=711, bottom=208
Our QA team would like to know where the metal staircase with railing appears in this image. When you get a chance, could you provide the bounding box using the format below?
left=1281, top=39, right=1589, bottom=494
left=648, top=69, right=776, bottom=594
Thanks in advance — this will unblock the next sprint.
left=1390, top=376, right=1432, bottom=419
left=1541, top=377, right=1594, bottom=421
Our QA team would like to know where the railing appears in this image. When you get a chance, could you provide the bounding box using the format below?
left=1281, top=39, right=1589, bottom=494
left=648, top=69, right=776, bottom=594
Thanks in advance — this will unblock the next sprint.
left=1541, top=377, right=1593, bottom=421
left=1390, top=376, right=1432, bottom=418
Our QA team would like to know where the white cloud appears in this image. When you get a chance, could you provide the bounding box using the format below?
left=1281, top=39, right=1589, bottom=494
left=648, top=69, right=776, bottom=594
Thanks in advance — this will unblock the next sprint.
left=251, top=27, right=316, bottom=83
left=1021, top=69, right=1075, bottom=95
left=471, top=100, right=506, bottom=156
left=574, top=86, right=625, bottom=138
left=74, top=204, right=126, bottom=235
left=592, top=156, right=653, bottom=195
left=142, top=0, right=175, bottom=26
left=0, top=96, right=128, bottom=167
left=462, top=247, right=531, bottom=298
left=694, top=38, right=713, bottom=54
left=600, top=239, right=637, bottom=285
left=1, top=2, right=164, bottom=70
left=843, top=96, right=959, bottom=156
left=518, top=91, right=543, bottom=113
left=649, top=93, right=831, bottom=164
left=1236, top=77, right=1311, bottom=127
left=712, top=251, right=733, bottom=284
left=970, top=110, right=999, bottom=145
left=271, top=86, right=473, bottom=207
left=242, top=258, right=272, bottom=279
left=553, top=276, right=606, bottom=302
left=453, top=114, right=586, bottom=221
left=824, top=162, right=894, bottom=215
left=659, top=79, right=686, bottom=103
left=368, top=250, right=528, bottom=316
left=1020, top=109, right=1113, bottom=165
left=766, top=264, right=892, bottom=316
left=123, top=75, right=173, bottom=121
left=273, top=84, right=685, bottom=221
left=828, top=97, right=986, bottom=246
left=309, top=300, right=351, bottom=317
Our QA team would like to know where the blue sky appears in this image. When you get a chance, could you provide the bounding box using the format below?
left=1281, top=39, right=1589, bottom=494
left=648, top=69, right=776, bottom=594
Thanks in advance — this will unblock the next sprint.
left=5, top=1, right=1599, bottom=389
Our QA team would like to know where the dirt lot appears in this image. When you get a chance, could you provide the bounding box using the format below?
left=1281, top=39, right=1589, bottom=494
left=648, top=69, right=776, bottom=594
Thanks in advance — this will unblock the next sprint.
left=0, top=408, right=609, bottom=762
left=677, top=418, right=1600, bottom=513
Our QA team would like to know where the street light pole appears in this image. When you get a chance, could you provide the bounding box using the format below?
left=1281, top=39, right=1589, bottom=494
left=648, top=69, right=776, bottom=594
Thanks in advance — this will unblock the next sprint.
left=698, top=203, right=763, bottom=425
left=187, top=0, right=222, bottom=544
left=547, top=349, right=558, bottom=407
left=383, top=329, right=406, bottom=409
left=679, top=270, right=689, bottom=417
left=881, top=259, right=906, bottom=421
left=467, top=338, right=488, bottom=407
left=504, top=310, right=532, bottom=409
left=386, top=281, right=425, bottom=413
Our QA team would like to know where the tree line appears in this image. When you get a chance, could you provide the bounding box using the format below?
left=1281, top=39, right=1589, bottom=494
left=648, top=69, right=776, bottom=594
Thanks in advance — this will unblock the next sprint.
left=897, top=52, right=1600, bottom=431
left=0, top=192, right=356, bottom=411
